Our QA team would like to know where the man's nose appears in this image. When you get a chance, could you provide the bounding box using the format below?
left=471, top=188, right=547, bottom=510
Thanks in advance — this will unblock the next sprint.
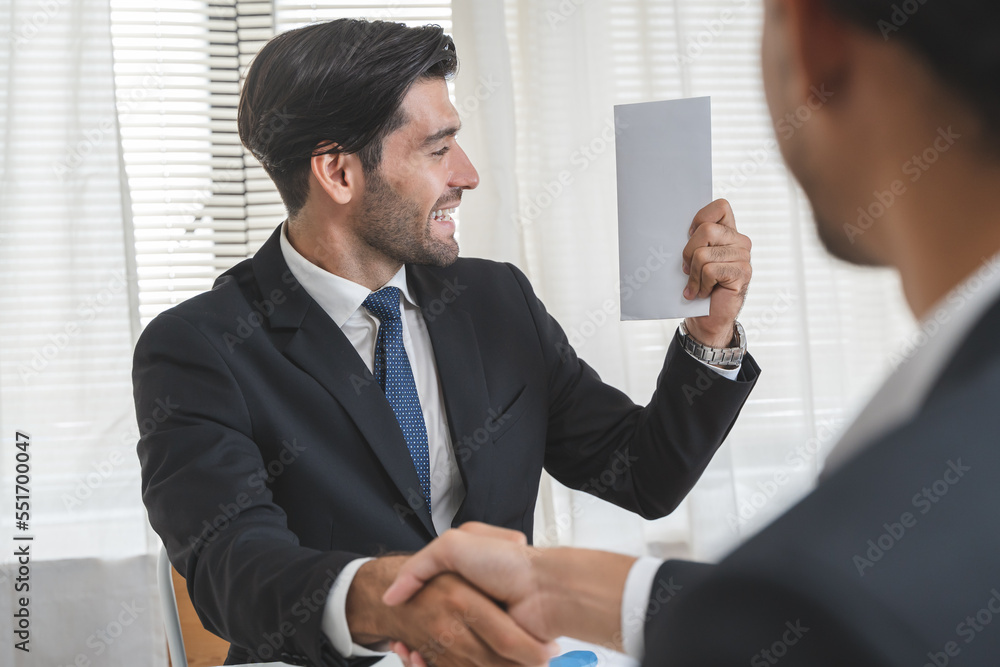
left=449, top=142, right=479, bottom=190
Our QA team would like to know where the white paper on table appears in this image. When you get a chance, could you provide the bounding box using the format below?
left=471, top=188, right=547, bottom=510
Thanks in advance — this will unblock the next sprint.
left=614, top=96, right=713, bottom=320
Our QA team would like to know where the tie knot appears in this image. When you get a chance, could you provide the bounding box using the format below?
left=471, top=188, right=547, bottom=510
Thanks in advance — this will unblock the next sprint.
left=363, top=286, right=402, bottom=322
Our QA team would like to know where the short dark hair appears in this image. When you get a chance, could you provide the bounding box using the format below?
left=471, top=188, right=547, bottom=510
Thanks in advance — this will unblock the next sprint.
left=238, top=19, right=458, bottom=217
left=825, top=0, right=1000, bottom=147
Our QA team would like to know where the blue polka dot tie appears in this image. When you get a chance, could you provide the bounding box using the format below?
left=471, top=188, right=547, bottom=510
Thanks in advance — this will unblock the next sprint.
left=363, top=287, right=431, bottom=511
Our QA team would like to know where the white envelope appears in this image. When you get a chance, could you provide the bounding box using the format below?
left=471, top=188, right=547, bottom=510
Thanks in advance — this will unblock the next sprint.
left=615, top=96, right=713, bottom=320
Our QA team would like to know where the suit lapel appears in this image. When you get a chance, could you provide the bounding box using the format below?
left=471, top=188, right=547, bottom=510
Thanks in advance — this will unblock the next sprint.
left=407, top=266, right=496, bottom=528
left=926, top=292, right=1000, bottom=404
left=251, top=227, right=436, bottom=537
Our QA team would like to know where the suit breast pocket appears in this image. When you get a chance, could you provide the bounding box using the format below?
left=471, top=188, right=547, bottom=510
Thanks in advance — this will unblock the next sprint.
left=487, top=385, right=529, bottom=443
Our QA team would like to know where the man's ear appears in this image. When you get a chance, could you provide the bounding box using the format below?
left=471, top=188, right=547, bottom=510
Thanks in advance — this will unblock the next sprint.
left=783, top=0, right=852, bottom=104
left=310, top=144, right=362, bottom=206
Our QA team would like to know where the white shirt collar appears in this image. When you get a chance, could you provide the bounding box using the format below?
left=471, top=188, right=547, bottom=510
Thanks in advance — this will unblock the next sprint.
left=278, top=220, right=418, bottom=327
left=823, top=251, right=1000, bottom=474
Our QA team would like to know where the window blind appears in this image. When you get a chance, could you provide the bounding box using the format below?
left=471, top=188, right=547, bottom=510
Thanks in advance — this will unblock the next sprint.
left=111, top=0, right=281, bottom=326
left=113, top=1, right=452, bottom=326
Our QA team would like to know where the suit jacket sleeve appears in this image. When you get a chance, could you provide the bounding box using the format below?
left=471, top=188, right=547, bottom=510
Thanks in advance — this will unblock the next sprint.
left=506, top=263, right=760, bottom=519
left=639, top=365, right=1000, bottom=667
left=640, top=560, right=896, bottom=667
left=134, top=312, right=365, bottom=667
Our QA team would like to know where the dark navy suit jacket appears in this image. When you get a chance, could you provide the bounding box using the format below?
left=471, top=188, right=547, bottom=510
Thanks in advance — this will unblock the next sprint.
left=642, top=296, right=1000, bottom=666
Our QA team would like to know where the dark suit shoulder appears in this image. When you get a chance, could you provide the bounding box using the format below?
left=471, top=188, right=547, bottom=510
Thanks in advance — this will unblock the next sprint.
left=135, top=257, right=268, bottom=349
left=646, top=361, right=1000, bottom=666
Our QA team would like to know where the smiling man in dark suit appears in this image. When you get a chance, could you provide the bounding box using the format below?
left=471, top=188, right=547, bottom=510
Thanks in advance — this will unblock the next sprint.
left=132, top=18, right=759, bottom=667
left=383, top=0, right=1000, bottom=665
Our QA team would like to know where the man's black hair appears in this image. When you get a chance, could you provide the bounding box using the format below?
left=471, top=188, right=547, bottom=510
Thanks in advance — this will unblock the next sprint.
left=825, top=0, right=999, bottom=146
left=238, top=19, right=458, bottom=216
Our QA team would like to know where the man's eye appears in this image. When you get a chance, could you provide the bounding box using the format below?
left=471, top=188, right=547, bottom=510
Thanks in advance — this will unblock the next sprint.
left=433, top=146, right=451, bottom=156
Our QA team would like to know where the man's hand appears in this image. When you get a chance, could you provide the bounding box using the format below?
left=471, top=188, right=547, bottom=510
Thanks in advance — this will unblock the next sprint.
left=346, top=540, right=557, bottom=667
left=382, top=523, right=547, bottom=667
left=682, top=199, right=752, bottom=348
left=383, top=523, right=635, bottom=664
left=383, top=523, right=552, bottom=638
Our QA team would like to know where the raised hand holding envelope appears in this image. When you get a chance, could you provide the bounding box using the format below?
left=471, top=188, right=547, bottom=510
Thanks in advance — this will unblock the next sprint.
left=614, top=96, right=751, bottom=349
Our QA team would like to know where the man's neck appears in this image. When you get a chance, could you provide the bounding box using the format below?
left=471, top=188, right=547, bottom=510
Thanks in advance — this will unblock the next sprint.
left=883, top=157, right=1000, bottom=320
left=286, top=218, right=402, bottom=291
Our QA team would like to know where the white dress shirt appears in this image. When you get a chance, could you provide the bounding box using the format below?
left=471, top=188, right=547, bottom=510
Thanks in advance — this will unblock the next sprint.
left=278, top=220, right=744, bottom=658
left=279, top=224, right=464, bottom=657
left=620, top=251, right=1000, bottom=660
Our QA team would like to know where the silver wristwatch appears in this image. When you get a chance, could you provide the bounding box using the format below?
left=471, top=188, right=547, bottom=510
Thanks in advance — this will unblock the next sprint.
left=678, top=320, right=747, bottom=368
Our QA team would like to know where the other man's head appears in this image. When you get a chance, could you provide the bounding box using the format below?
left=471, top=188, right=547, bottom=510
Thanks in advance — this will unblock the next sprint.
left=762, top=0, right=1000, bottom=311
left=238, top=19, right=478, bottom=268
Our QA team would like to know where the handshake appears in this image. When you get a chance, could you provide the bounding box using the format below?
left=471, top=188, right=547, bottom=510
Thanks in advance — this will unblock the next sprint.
left=346, top=522, right=638, bottom=667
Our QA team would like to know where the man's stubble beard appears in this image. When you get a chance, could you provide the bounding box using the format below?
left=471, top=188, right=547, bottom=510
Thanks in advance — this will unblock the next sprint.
left=792, top=153, right=885, bottom=268
left=814, top=209, right=884, bottom=268
left=355, top=167, right=460, bottom=268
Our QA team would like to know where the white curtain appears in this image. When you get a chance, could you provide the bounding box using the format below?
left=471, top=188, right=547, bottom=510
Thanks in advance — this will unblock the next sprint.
left=0, top=0, right=165, bottom=665
left=452, top=0, right=916, bottom=561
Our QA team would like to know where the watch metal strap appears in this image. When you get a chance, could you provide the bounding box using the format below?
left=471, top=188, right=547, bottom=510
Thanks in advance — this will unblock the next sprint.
left=679, top=320, right=746, bottom=367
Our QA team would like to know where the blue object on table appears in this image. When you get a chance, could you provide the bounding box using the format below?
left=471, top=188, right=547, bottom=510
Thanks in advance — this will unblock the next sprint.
left=550, top=650, right=599, bottom=667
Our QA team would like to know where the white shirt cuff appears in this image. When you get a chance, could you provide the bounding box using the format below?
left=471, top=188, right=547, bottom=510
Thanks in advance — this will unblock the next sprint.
left=620, top=556, right=665, bottom=659
left=322, top=557, right=391, bottom=658
left=692, top=355, right=741, bottom=381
